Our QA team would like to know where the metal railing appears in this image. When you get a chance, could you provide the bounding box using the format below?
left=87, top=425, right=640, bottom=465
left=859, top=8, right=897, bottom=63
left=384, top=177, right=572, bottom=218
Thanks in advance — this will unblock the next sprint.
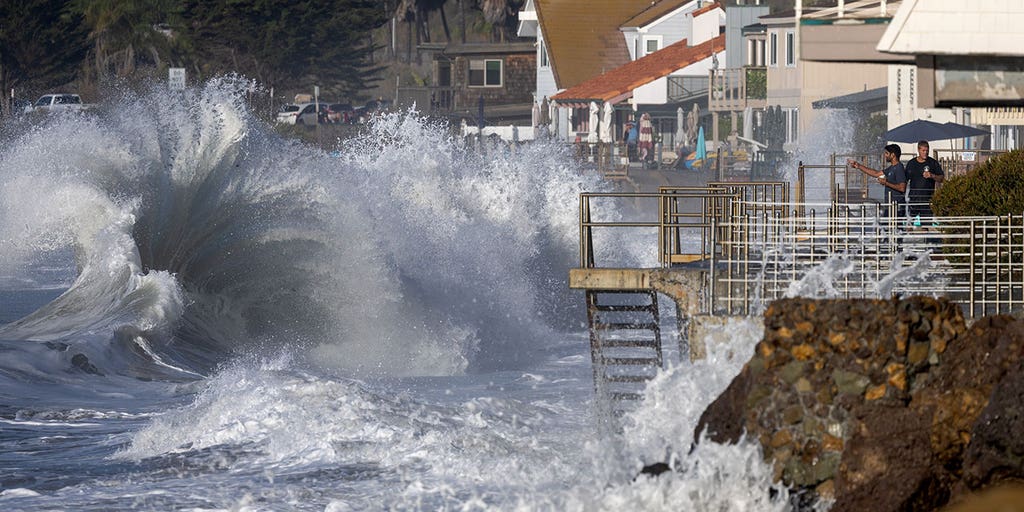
left=395, top=86, right=456, bottom=113
left=710, top=206, right=1024, bottom=319
left=801, top=0, right=897, bottom=21
left=577, top=186, right=1024, bottom=319
left=668, top=76, right=709, bottom=103
left=579, top=182, right=791, bottom=268
left=709, top=67, right=767, bottom=112
left=933, top=149, right=1006, bottom=178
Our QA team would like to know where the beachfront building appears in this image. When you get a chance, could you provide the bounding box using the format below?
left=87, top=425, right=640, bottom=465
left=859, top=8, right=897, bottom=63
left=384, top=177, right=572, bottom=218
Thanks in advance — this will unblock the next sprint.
left=799, top=0, right=1024, bottom=154
left=757, top=9, right=888, bottom=152
left=520, top=0, right=722, bottom=142
left=395, top=41, right=537, bottom=128
left=876, top=0, right=1024, bottom=151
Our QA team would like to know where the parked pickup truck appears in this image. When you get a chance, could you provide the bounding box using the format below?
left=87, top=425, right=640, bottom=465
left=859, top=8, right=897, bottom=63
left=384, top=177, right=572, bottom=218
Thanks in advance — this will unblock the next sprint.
left=25, top=93, right=91, bottom=113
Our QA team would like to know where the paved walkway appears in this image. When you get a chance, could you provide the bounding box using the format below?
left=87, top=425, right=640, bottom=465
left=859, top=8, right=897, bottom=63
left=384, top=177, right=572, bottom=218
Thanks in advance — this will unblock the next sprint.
left=613, top=164, right=715, bottom=192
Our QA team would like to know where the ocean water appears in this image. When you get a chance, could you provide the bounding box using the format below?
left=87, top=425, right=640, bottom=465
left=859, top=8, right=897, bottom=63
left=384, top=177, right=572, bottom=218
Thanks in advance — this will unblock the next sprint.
left=0, top=80, right=787, bottom=511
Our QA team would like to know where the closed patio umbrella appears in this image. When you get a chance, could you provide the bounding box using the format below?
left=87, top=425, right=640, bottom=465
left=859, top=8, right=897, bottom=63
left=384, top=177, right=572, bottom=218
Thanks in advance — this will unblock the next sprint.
left=638, top=112, right=653, bottom=160
left=587, top=101, right=599, bottom=144
left=550, top=101, right=559, bottom=139
left=695, top=125, right=706, bottom=163
left=599, top=101, right=613, bottom=143
left=540, top=97, right=550, bottom=125
left=477, top=95, right=485, bottom=132
left=675, top=107, right=686, bottom=149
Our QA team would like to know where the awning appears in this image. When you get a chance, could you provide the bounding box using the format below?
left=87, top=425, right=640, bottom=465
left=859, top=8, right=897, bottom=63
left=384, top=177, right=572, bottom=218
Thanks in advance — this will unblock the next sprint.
left=812, top=87, right=887, bottom=112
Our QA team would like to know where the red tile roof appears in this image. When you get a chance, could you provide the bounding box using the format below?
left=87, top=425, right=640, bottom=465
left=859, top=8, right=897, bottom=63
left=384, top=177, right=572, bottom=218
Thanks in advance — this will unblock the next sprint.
left=692, top=2, right=722, bottom=18
left=552, top=34, right=725, bottom=104
left=535, top=0, right=655, bottom=90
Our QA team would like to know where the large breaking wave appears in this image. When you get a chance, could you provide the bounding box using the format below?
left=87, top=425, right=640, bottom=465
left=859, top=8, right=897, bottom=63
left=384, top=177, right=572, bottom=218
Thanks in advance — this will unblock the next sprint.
left=0, top=78, right=635, bottom=379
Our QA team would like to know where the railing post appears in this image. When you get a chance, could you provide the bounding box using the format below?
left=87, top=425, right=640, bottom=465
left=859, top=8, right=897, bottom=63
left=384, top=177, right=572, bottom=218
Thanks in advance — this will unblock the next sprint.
left=797, top=162, right=806, bottom=217
left=970, top=219, right=976, bottom=317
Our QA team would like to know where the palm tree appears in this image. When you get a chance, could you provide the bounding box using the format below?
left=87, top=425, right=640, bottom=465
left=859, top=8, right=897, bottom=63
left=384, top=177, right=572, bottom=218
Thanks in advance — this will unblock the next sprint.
left=476, top=0, right=524, bottom=42
left=69, top=0, right=180, bottom=81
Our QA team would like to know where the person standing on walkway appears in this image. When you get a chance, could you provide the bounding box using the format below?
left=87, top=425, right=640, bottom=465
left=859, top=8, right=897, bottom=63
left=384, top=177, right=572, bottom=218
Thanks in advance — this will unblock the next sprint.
left=624, top=118, right=638, bottom=162
left=848, top=144, right=907, bottom=215
left=903, top=140, right=945, bottom=218
left=638, top=112, right=654, bottom=166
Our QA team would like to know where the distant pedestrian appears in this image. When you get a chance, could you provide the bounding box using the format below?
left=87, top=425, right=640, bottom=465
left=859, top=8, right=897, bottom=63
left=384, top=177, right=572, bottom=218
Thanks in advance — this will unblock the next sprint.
left=904, top=140, right=945, bottom=218
left=638, top=112, right=654, bottom=166
left=848, top=144, right=907, bottom=216
left=624, top=118, right=638, bottom=161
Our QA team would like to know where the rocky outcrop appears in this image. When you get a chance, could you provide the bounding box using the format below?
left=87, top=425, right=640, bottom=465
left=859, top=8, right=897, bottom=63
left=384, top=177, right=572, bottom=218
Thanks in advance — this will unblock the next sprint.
left=695, top=297, right=1024, bottom=510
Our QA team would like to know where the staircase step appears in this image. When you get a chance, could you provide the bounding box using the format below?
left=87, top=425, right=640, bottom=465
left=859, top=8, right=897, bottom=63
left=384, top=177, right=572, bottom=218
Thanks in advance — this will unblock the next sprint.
left=609, top=392, right=645, bottom=401
left=594, top=322, right=660, bottom=331
left=604, top=374, right=653, bottom=383
left=593, top=304, right=656, bottom=312
left=599, top=338, right=660, bottom=348
left=603, top=357, right=660, bottom=366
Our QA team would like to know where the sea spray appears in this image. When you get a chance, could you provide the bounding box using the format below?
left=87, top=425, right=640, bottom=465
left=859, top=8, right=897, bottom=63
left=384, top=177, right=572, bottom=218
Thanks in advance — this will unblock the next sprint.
left=0, top=80, right=621, bottom=377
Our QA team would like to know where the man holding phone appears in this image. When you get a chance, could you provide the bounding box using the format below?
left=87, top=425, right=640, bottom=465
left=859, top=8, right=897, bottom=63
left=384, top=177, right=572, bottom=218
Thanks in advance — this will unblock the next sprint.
left=848, top=144, right=908, bottom=216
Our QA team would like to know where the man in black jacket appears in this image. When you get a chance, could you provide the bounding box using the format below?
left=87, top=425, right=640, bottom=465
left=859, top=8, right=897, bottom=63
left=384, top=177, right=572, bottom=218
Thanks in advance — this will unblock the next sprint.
left=904, top=140, right=945, bottom=218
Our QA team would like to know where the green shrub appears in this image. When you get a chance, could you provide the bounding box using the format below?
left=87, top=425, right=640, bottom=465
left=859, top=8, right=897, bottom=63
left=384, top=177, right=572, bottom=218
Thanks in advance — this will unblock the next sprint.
left=933, top=149, right=1024, bottom=217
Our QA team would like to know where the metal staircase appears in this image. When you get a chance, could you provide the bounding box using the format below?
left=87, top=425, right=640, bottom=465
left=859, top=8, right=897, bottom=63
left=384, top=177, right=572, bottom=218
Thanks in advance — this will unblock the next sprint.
left=585, top=290, right=664, bottom=417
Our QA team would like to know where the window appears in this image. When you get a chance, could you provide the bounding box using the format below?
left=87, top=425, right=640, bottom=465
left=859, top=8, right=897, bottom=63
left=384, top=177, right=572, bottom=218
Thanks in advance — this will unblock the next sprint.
left=539, top=42, right=549, bottom=68
left=469, top=59, right=503, bottom=87
left=436, top=60, right=452, bottom=86
left=769, top=32, right=778, bottom=67
left=785, top=108, right=799, bottom=144
left=642, top=36, right=662, bottom=56
left=785, top=31, right=795, bottom=66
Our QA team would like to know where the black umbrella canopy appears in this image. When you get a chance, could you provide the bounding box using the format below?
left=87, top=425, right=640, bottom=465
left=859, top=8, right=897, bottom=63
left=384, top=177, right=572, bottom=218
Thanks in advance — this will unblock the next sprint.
left=884, top=119, right=989, bottom=143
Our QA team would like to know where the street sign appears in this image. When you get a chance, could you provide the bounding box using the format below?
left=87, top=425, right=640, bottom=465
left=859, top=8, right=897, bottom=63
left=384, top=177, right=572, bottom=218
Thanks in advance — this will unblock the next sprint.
left=169, top=68, right=186, bottom=90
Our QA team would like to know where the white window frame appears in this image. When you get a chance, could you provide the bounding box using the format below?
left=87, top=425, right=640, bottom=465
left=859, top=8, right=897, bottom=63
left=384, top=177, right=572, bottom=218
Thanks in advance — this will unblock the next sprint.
left=468, top=59, right=503, bottom=88
left=769, top=32, right=778, bottom=67
left=785, top=107, right=799, bottom=144
left=642, top=35, right=663, bottom=56
left=539, top=41, right=549, bottom=69
left=785, top=30, right=795, bottom=67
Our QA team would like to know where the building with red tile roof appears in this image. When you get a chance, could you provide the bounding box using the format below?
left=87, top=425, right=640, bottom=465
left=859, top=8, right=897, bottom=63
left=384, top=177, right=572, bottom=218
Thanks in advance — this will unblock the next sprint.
left=552, top=34, right=726, bottom=107
left=534, top=0, right=658, bottom=91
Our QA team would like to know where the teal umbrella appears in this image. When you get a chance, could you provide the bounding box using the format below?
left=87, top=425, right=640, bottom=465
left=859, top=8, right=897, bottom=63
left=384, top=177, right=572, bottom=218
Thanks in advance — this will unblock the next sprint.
left=695, top=125, right=707, bottom=162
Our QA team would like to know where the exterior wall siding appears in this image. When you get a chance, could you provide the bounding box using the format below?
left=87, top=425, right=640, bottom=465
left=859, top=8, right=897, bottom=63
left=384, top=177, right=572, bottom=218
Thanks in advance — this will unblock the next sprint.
left=536, top=36, right=558, bottom=101
left=645, top=15, right=688, bottom=50
left=453, top=53, right=537, bottom=109
left=799, top=61, right=887, bottom=140
left=725, top=6, right=770, bottom=68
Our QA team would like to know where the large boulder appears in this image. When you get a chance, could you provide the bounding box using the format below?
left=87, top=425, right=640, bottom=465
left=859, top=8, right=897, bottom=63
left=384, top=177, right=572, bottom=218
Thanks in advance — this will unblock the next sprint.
left=695, top=297, right=1024, bottom=510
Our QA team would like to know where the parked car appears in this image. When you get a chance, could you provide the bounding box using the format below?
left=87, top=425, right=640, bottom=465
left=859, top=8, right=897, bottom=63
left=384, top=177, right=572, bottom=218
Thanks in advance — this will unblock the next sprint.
left=326, top=103, right=354, bottom=124
left=353, top=99, right=391, bottom=124
left=275, top=102, right=329, bottom=125
left=25, top=93, right=88, bottom=113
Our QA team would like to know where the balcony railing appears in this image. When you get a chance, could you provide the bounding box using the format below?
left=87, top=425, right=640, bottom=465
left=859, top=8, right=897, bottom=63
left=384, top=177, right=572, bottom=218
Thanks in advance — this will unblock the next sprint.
left=395, top=86, right=457, bottom=114
left=801, top=0, right=898, bottom=22
left=668, top=76, right=709, bottom=103
left=708, top=67, right=766, bottom=112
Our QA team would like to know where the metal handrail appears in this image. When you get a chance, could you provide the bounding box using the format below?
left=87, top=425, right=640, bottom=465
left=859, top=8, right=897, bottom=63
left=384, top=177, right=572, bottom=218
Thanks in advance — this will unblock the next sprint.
left=578, top=189, right=1024, bottom=319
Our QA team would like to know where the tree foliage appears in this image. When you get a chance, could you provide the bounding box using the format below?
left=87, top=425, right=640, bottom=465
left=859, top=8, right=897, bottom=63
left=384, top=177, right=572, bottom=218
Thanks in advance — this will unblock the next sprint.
left=0, top=0, right=393, bottom=114
left=933, top=149, right=1024, bottom=217
left=68, top=0, right=186, bottom=83
left=180, top=0, right=390, bottom=99
left=0, top=0, right=88, bottom=116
